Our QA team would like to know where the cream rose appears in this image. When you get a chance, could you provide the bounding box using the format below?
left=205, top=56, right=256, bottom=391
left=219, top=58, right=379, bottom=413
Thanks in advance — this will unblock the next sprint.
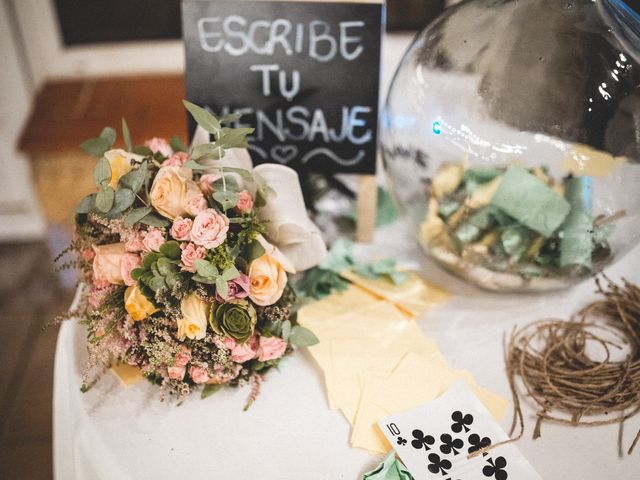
left=177, top=295, right=210, bottom=340
left=149, top=166, right=202, bottom=219
left=92, top=243, right=128, bottom=284
left=104, top=149, right=145, bottom=190
left=124, top=285, right=158, bottom=321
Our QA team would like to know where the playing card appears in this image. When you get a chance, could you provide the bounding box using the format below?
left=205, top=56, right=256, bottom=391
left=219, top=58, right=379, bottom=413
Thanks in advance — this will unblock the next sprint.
left=378, top=382, right=541, bottom=480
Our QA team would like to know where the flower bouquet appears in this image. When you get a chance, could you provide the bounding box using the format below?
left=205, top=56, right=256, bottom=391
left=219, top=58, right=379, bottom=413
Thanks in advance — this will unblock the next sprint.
left=61, top=101, right=326, bottom=402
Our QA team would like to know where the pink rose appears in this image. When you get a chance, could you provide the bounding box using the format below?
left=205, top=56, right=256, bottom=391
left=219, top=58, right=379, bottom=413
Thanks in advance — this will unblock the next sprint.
left=144, top=137, right=172, bottom=157
left=185, top=194, right=208, bottom=217
left=92, top=243, right=127, bottom=284
left=124, top=231, right=145, bottom=252
left=257, top=336, right=288, bottom=362
left=81, top=249, right=95, bottom=262
left=180, top=242, right=206, bottom=272
left=190, top=209, right=229, bottom=249
left=175, top=349, right=191, bottom=367
left=189, top=365, right=209, bottom=384
left=222, top=337, right=236, bottom=350
left=231, top=340, right=257, bottom=363
left=236, top=190, right=254, bottom=213
left=120, top=253, right=141, bottom=286
left=215, top=272, right=250, bottom=302
left=142, top=229, right=165, bottom=252
left=199, top=173, right=221, bottom=197
left=170, top=217, right=193, bottom=241
left=167, top=365, right=186, bottom=381
left=164, top=151, right=188, bottom=167
left=206, top=364, right=242, bottom=385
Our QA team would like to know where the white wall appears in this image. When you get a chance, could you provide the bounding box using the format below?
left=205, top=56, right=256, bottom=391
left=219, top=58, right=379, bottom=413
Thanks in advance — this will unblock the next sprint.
left=0, top=0, right=46, bottom=241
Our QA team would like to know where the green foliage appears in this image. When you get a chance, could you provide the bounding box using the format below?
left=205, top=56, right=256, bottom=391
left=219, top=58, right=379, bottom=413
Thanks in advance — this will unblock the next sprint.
left=192, top=258, right=239, bottom=298
left=122, top=118, right=132, bottom=152
left=170, top=135, right=187, bottom=153
left=124, top=206, right=152, bottom=228
left=296, top=268, right=349, bottom=300
left=288, top=325, right=319, bottom=347
left=134, top=242, right=185, bottom=294
left=201, top=384, right=223, bottom=399
left=80, top=127, right=116, bottom=157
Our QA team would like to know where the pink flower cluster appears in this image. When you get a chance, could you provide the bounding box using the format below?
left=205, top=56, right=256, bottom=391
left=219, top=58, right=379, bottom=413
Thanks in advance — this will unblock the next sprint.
left=223, top=335, right=287, bottom=363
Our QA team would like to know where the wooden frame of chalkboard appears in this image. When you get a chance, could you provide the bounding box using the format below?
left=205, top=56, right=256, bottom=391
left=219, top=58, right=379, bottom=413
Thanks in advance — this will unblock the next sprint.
left=182, top=0, right=384, bottom=240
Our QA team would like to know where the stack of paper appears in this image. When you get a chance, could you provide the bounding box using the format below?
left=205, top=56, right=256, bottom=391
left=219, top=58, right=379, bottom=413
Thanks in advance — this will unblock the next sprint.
left=298, top=281, right=508, bottom=454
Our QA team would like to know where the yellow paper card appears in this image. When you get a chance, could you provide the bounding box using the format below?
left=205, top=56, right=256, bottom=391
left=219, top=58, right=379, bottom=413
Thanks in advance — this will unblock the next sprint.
left=350, top=372, right=392, bottom=454
left=111, top=363, right=143, bottom=387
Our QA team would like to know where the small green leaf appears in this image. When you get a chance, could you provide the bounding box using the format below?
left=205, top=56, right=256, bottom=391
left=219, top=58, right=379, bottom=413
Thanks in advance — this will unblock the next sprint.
left=194, top=259, right=218, bottom=278
left=192, top=274, right=217, bottom=284
left=216, top=127, right=254, bottom=149
left=95, top=187, right=115, bottom=213
left=221, top=265, right=240, bottom=281
left=76, top=194, right=96, bottom=214
left=139, top=213, right=170, bottom=228
left=215, top=276, right=229, bottom=298
left=289, top=325, right=319, bottom=347
left=119, top=161, right=147, bottom=193
left=157, top=257, right=176, bottom=276
left=201, top=383, right=223, bottom=399
left=245, top=240, right=265, bottom=262
left=159, top=240, right=181, bottom=260
left=148, top=276, right=166, bottom=292
left=132, top=145, right=153, bottom=156
left=191, top=143, right=223, bottom=161
left=143, top=252, right=160, bottom=269
left=219, top=112, right=242, bottom=124
left=99, top=126, right=117, bottom=146
left=170, top=135, right=187, bottom=153
left=81, top=137, right=112, bottom=157
left=111, top=187, right=135, bottom=213
left=213, top=175, right=239, bottom=192
left=213, top=190, right=238, bottom=210
left=124, top=206, right=152, bottom=227
left=93, top=157, right=112, bottom=187
left=183, top=159, right=210, bottom=171
left=131, top=268, right=145, bottom=281
left=183, top=100, right=220, bottom=134
left=281, top=320, right=292, bottom=341
left=122, top=118, right=132, bottom=152
left=222, top=166, right=254, bottom=182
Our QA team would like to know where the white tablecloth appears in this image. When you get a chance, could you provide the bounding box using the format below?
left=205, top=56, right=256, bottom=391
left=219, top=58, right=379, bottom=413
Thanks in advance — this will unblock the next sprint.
left=53, top=221, right=640, bottom=480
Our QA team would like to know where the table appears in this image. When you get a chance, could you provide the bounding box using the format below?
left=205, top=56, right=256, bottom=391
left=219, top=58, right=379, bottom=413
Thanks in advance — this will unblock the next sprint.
left=53, top=220, right=640, bottom=480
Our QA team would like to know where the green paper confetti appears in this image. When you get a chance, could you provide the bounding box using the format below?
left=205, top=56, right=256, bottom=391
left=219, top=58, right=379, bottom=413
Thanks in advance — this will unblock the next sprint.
left=362, top=451, right=413, bottom=480
left=560, top=176, right=593, bottom=270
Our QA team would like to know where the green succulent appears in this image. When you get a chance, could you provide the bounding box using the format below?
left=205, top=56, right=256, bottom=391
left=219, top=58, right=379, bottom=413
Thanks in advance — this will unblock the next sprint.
left=210, top=299, right=256, bottom=343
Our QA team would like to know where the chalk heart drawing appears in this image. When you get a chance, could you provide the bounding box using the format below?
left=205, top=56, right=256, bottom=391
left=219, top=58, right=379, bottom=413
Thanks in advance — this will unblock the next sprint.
left=270, top=145, right=298, bottom=164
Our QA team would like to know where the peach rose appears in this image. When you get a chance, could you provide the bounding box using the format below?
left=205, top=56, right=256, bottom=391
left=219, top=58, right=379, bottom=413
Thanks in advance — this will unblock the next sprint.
left=185, top=194, right=208, bottom=216
left=171, top=217, right=193, bottom=241
left=142, top=229, right=165, bottom=253
left=167, top=365, right=186, bottom=381
left=164, top=151, right=188, bottom=167
left=236, top=190, right=254, bottom=213
left=180, top=243, right=206, bottom=272
left=120, top=253, right=141, bottom=286
left=248, top=237, right=295, bottom=306
left=189, top=365, right=209, bottom=384
left=190, top=209, right=229, bottom=249
left=149, top=166, right=202, bottom=219
left=257, top=336, right=288, bottom=362
left=144, top=137, right=172, bottom=157
left=92, top=243, right=128, bottom=284
left=199, top=173, right=221, bottom=196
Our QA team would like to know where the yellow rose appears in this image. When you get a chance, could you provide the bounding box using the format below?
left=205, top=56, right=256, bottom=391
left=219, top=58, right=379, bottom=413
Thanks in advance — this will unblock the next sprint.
left=124, top=285, right=158, bottom=321
left=149, top=166, right=202, bottom=219
left=248, top=238, right=294, bottom=306
left=92, top=243, right=127, bottom=284
left=177, top=294, right=210, bottom=340
left=104, top=149, right=144, bottom=190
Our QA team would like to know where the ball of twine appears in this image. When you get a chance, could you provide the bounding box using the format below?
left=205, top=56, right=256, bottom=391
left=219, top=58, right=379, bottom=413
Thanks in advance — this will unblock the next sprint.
left=505, top=276, right=640, bottom=456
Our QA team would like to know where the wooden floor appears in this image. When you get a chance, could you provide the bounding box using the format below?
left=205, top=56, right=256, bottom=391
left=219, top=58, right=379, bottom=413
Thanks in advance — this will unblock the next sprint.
left=3, top=75, right=188, bottom=478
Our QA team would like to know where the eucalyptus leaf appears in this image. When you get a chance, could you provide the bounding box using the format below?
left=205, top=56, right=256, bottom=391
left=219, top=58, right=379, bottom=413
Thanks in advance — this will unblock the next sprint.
left=213, top=190, right=238, bottom=210
left=111, top=187, right=135, bottom=213
left=157, top=257, right=176, bottom=276
left=124, top=206, right=152, bottom=227
left=219, top=112, right=242, bottom=124
left=119, top=161, right=147, bottom=193
left=245, top=240, right=265, bottom=262
left=131, top=268, right=145, bottom=281
left=215, top=276, right=229, bottom=298
left=159, top=240, right=181, bottom=260
left=132, top=145, right=153, bottom=156
left=281, top=320, right=292, bottom=341
left=76, top=194, right=96, bottom=214
left=143, top=252, right=160, bottom=269
left=216, top=127, right=254, bottom=149
left=213, top=175, right=239, bottom=192
left=194, top=259, right=219, bottom=278
left=183, top=160, right=210, bottom=171
left=183, top=100, right=220, bottom=133
left=93, top=157, right=112, bottom=187
left=81, top=137, right=112, bottom=157
left=170, top=135, right=187, bottom=153
left=95, top=187, right=115, bottom=213
left=222, top=166, right=254, bottom=182
left=148, top=276, right=166, bottom=292
left=139, top=213, right=170, bottom=228
left=289, top=325, right=319, bottom=347
left=192, top=274, right=217, bottom=284
left=221, top=265, right=240, bottom=281
left=99, top=126, right=117, bottom=146
left=165, top=272, right=179, bottom=289
left=122, top=118, right=132, bottom=152
left=201, top=383, right=223, bottom=399
left=191, top=143, right=223, bottom=161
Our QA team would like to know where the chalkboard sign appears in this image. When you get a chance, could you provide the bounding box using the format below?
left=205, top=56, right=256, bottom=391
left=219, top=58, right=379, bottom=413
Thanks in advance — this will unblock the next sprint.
left=182, top=0, right=383, bottom=175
